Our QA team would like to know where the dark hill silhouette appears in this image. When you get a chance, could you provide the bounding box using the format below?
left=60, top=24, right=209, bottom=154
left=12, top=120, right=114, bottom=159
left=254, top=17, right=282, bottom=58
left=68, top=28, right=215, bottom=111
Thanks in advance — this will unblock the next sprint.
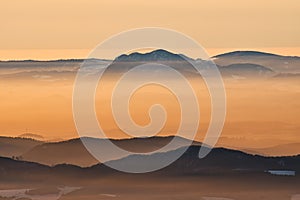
left=1, top=145, right=299, bottom=183
left=3, top=135, right=299, bottom=168
left=20, top=136, right=201, bottom=167
left=1, top=148, right=299, bottom=200
left=1, top=50, right=299, bottom=79
left=105, top=49, right=201, bottom=78
left=103, top=145, right=300, bottom=175
left=0, top=136, right=43, bottom=158
left=213, top=51, right=282, bottom=58
left=115, top=49, right=191, bottom=62
left=213, top=50, right=300, bottom=73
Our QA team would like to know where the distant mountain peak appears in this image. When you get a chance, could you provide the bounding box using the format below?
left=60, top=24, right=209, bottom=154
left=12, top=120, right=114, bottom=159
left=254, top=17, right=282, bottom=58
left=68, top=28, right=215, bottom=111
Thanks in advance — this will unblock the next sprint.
left=115, top=49, right=190, bottom=62
left=213, top=51, right=281, bottom=58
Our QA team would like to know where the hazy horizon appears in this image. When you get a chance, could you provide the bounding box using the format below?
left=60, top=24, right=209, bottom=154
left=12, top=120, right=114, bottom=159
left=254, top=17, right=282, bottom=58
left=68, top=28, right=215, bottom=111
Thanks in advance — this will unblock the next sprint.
left=0, top=48, right=299, bottom=154
left=1, top=47, right=300, bottom=61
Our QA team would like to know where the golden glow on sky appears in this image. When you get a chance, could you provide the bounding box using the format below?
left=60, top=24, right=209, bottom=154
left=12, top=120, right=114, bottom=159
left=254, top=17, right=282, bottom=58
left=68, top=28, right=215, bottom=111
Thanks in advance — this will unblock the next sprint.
left=1, top=0, right=300, bottom=59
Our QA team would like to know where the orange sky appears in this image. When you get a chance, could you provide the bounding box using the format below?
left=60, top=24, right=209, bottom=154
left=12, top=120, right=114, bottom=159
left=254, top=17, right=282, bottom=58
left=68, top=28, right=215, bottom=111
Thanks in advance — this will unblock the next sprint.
left=1, top=0, right=300, bottom=59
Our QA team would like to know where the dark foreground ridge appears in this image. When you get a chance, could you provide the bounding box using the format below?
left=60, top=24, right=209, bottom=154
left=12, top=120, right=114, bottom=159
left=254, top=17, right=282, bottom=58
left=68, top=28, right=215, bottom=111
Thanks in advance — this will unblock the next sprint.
left=0, top=145, right=299, bottom=183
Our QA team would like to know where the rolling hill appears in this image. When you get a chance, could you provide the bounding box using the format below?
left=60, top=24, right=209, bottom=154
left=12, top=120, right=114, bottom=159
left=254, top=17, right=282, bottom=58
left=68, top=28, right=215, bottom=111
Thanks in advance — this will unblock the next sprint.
left=0, top=136, right=43, bottom=158
left=103, top=145, right=300, bottom=174
left=1, top=145, right=299, bottom=180
left=20, top=136, right=202, bottom=167
left=213, top=50, right=300, bottom=74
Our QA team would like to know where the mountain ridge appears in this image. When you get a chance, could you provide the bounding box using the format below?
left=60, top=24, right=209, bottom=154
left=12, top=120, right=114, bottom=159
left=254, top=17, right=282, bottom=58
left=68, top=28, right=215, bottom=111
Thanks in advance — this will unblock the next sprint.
left=18, top=135, right=202, bottom=167
left=1, top=145, right=299, bottom=179
left=115, top=49, right=189, bottom=62
left=1, top=135, right=299, bottom=167
left=2, top=50, right=299, bottom=62
left=213, top=50, right=300, bottom=58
